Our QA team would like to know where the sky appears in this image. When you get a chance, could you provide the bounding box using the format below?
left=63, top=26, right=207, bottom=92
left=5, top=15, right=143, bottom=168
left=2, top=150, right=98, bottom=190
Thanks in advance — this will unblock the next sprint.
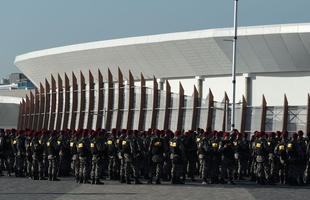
left=0, top=0, right=310, bottom=78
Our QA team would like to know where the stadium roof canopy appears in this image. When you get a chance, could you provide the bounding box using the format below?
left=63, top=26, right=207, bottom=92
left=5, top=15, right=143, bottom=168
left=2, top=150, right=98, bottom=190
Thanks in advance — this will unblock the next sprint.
left=15, top=23, right=310, bottom=87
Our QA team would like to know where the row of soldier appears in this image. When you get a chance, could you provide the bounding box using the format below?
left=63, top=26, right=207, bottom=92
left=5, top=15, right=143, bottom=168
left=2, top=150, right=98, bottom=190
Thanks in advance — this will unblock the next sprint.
left=0, top=128, right=310, bottom=185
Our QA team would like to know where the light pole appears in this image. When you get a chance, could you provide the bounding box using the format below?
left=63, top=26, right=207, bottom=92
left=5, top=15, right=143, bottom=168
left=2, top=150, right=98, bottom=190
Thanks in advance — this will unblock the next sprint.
left=231, top=0, right=238, bottom=131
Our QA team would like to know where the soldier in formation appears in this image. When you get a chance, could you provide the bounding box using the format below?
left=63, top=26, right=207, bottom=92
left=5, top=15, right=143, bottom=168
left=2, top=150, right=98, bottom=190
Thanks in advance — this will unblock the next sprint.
left=0, top=128, right=310, bottom=186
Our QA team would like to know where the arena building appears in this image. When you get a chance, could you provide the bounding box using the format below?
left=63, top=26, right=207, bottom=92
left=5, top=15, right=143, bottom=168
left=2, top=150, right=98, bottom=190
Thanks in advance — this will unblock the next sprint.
left=12, top=23, right=310, bottom=133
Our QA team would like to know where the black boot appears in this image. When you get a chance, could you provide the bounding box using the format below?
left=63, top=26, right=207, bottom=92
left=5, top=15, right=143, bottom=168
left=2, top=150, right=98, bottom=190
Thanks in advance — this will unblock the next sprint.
left=83, top=178, right=90, bottom=184
left=95, top=179, right=104, bottom=185
left=126, top=177, right=131, bottom=184
left=120, top=176, right=126, bottom=183
left=48, top=174, right=52, bottom=181
left=52, top=175, right=60, bottom=181
left=91, top=178, right=95, bottom=184
left=155, top=179, right=161, bottom=184
left=134, top=178, right=142, bottom=184
left=79, top=177, right=83, bottom=184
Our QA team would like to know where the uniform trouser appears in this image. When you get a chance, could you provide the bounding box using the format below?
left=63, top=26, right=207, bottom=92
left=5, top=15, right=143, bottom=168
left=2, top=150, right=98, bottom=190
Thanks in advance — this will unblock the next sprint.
left=119, top=157, right=125, bottom=179
left=287, top=162, right=303, bottom=185
left=278, top=162, right=287, bottom=183
left=32, top=157, right=44, bottom=178
left=58, top=155, right=68, bottom=176
left=163, top=159, right=171, bottom=180
left=26, top=156, right=32, bottom=177
left=124, top=155, right=138, bottom=180
left=150, top=161, right=163, bottom=181
left=43, top=156, right=48, bottom=177
left=200, top=157, right=209, bottom=180
left=209, top=158, right=220, bottom=182
left=171, top=161, right=184, bottom=181
left=108, top=156, right=117, bottom=178
left=143, top=155, right=151, bottom=178
left=187, top=159, right=197, bottom=178
left=79, top=156, right=89, bottom=180
left=256, top=161, right=270, bottom=181
left=0, top=156, right=12, bottom=174
left=0, top=157, right=5, bottom=174
left=6, top=155, right=14, bottom=174
left=91, top=155, right=102, bottom=180
left=237, top=158, right=248, bottom=176
left=305, top=161, right=310, bottom=184
left=15, top=155, right=25, bottom=175
left=221, top=159, right=234, bottom=181
left=48, top=156, right=58, bottom=178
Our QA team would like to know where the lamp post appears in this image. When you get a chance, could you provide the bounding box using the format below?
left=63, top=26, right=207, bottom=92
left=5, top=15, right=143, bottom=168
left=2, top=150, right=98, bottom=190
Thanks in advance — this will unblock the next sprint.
left=231, top=0, right=238, bottom=131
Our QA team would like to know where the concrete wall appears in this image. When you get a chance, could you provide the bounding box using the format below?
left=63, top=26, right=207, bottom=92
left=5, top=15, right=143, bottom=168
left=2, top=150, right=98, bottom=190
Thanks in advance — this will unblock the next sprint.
left=160, top=71, right=310, bottom=106
left=0, top=103, right=19, bottom=129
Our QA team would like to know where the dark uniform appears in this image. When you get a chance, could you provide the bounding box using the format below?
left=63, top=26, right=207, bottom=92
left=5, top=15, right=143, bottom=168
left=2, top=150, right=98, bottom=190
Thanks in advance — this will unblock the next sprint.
left=25, top=132, right=33, bottom=178
left=148, top=130, right=166, bottom=184
left=170, top=131, right=186, bottom=184
left=69, top=131, right=79, bottom=182
left=106, top=130, right=118, bottom=180
left=122, top=131, right=142, bottom=184
left=197, top=132, right=211, bottom=184
left=77, top=131, right=91, bottom=183
left=13, top=132, right=26, bottom=177
left=209, top=133, right=221, bottom=184
left=184, top=131, right=198, bottom=181
left=117, top=130, right=127, bottom=183
left=90, top=131, right=106, bottom=184
left=266, top=132, right=278, bottom=183
left=31, top=133, right=45, bottom=180
left=57, top=132, right=71, bottom=177
left=234, top=133, right=250, bottom=180
left=274, top=137, right=288, bottom=184
left=47, top=131, right=60, bottom=181
left=253, top=133, right=270, bottom=184
left=220, top=132, right=235, bottom=184
left=286, top=134, right=303, bottom=185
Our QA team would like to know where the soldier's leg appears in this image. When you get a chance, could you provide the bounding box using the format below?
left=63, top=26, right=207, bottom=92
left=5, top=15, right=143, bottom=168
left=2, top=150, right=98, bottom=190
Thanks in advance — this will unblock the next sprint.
left=155, top=162, right=163, bottom=184
left=124, top=161, right=131, bottom=184
left=220, top=160, right=228, bottom=183
left=79, top=157, right=84, bottom=183
left=74, top=156, right=80, bottom=182
left=108, top=157, right=113, bottom=180
left=120, top=158, right=125, bottom=183
left=148, top=161, right=154, bottom=183
left=188, top=160, right=196, bottom=180
left=201, top=158, right=209, bottom=184
left=171, top=162, right=176, bottom=184
left=33, top=158, right=38, bottom=179
left=91, top=156, right=96, bottom=183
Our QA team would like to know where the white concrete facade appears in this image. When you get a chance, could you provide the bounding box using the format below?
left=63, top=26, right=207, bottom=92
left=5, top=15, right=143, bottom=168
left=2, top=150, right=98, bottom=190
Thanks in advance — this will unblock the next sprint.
left=14, top=23, right=310, bottom=107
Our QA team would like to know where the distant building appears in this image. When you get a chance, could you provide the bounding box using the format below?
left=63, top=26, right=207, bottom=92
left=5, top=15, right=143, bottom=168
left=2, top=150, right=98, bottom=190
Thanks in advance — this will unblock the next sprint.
left=0, top=78, right=10, bottom=85
left=9, top=73, right=28, bottom=84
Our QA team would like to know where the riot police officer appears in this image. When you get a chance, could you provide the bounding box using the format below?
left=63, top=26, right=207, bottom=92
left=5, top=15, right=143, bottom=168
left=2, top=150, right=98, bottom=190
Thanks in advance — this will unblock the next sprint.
left=47, top=131, right=60, bottom=181
left=170, top=130, right=186, bottom=184
left=148, top=129, right=166, bottom=184
left=90, top=130, right=106, bottom=184
left=77, top=130, right=91, bottom=184
left=106, top=129, right=118, bottom=180
left=31, top=131, right=45, bottom=180
left=219, top=132, right=235, bottom=184
left=122, top=130, right=142, bottom=184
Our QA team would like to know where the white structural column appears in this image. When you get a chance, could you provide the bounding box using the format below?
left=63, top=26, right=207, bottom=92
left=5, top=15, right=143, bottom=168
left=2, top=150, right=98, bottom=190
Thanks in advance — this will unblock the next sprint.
left=195, top=76, right=204, bottom=98
left=158, top=78, right=165, bottom=90
left=244, top=73, right=252, bottom=106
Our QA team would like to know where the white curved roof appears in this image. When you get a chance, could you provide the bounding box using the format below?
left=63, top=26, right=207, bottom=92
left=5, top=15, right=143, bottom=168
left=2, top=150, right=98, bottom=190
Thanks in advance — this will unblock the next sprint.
left=15, top=23, right=310, bottom=87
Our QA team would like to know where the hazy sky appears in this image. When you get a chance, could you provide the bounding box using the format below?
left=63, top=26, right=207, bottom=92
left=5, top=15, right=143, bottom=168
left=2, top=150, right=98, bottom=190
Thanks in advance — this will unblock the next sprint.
left=0, top=0, right=309, bottom=78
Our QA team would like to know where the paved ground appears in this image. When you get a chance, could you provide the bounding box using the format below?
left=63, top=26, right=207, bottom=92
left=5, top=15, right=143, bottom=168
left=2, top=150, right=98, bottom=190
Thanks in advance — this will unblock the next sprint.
left=0, top=177, right=310, bottom=200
